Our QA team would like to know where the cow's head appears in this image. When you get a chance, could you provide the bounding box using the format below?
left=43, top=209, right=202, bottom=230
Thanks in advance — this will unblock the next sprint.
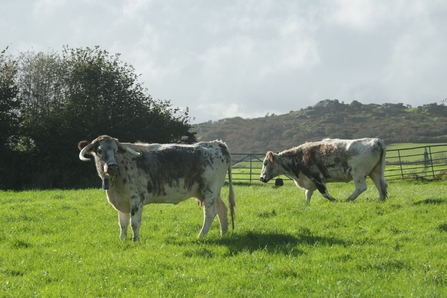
left=260, top=151, right=281, bottom=183
left=78, top=135, right=140, bottom=177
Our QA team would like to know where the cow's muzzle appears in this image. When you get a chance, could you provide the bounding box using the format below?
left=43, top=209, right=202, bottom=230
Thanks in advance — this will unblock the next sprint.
left=104, top=163, right=119, bottom=176
left=260, top=177, right=269, bottom=183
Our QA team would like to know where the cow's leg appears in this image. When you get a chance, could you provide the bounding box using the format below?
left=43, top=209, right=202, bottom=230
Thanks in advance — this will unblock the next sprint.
left=369, top=169, right=388, bottom=201
left=118, top=211, right=130, bottom=240
left=321, top=191, right=336, bottom=201
left=305, top=189, right=314, bottom=203
left=313, top=179, right=336, bottom=201
left=130, top=202, right=144, bottom=241
left=294, top=179, right=317, bottom=203
left=216, top=194, right=229, bottom=235
left=198, top=189, right=218, bottom=237
left=347, top=175, right=367, bottom=201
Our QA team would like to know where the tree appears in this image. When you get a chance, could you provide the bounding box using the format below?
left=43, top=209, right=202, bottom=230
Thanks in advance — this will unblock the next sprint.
left=0, top=47, right=20, bottom=150
left=0, top=47, right=21, bottom=189
left=60, top=46, right=195, bottom=143
left=5, top=46, right=195, bottom=189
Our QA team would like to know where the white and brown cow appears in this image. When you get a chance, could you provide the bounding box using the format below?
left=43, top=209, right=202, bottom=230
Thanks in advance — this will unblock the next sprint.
left=260, top=138, right=388, bottom=203
left=78, top=135, right=235, bottom=241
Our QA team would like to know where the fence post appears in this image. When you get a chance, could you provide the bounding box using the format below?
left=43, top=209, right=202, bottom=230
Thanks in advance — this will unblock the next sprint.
left=398, top=149, right=404, bottom=179
left=428, top=146, right=435, bottom=179
left=249, top=154, right=253, bottom=184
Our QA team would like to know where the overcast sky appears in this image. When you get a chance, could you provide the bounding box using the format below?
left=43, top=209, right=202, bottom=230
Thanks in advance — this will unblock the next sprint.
left=2, top=0, right=447, bottom=123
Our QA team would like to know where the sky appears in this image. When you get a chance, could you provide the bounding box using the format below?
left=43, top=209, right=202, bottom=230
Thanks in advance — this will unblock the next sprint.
left=2, top=0, right=447, bottom=124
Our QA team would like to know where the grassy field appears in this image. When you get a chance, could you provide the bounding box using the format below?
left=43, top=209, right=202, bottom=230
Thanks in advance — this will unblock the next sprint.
left=1, top=180, right=447, bottom=297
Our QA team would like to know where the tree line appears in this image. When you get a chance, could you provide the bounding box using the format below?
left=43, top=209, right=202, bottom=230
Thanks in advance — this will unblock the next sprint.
left=0, top=46, right=195, bottom=190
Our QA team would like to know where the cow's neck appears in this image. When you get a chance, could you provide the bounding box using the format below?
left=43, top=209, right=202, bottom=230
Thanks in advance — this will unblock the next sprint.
left=278, top=156, right=299, bottom=180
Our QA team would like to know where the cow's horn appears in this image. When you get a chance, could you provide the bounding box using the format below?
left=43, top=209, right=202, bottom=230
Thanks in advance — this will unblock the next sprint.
left=79, top=143, right=94, bottom=161
left=126, top=147, right=141, bottom=156
left=117, top=142, right=141, bottom=157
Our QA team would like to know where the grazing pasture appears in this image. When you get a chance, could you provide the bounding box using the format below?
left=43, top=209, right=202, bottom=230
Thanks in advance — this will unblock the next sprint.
left=1, top=181, right=447, bottom=297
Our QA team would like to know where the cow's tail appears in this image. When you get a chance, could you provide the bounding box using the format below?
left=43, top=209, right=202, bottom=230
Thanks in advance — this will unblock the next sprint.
left=378, top=139, right=388, bottom=200
left=227, top=158, right=236, bottom=230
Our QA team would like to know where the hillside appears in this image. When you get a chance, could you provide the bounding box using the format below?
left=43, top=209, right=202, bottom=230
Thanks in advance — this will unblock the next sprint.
left=191, top=100, right=447, bottom=153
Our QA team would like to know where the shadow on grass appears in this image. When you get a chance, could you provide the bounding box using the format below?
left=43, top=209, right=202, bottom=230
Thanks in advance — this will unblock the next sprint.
left=413, top=198, right=447, bottom=205
left=199, top=230, right=349, bottom=256
left=209, top=231, right=302, bottom=256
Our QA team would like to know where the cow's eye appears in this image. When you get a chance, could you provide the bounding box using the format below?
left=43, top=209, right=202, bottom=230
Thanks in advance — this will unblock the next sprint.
left=97, top=148, right=102, bottom=154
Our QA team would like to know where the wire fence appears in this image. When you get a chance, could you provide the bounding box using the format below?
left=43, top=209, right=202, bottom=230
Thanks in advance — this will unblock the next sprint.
left=231, top=143, right=447, bottom=184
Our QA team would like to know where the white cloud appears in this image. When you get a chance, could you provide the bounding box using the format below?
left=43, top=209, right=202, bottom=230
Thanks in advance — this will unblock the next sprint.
left=328, top=0, right=375, bottom=29
left=33, top=0, right=69, bottom=17
left=122, top=0, right=154, bottom=19
left=1, top=0, right=447, bottom=123
left=381, top=28, right=447, bottom=104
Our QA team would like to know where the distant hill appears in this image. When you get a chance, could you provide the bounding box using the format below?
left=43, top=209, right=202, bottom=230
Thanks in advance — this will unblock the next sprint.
left=191, top=100, right=447, bottom=153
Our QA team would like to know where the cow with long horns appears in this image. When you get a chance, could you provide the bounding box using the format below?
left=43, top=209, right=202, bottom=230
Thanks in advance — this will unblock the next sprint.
left=78, top=135, right=235, bottom=241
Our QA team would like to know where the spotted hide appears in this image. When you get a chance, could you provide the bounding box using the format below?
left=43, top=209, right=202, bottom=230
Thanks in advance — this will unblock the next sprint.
left=260, top=138, right=388, bottom=203
left=78, top=135, right=235, bottom=241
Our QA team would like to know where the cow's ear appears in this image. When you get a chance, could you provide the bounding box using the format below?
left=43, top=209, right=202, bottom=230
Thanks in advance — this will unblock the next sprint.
left=267, top=151, right=275, bottom=162
left=78, top=140, right=90, bottom=151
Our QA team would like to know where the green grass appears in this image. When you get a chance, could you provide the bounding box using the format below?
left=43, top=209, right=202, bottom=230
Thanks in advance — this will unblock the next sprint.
left=1, top=181, right=447, bottom=297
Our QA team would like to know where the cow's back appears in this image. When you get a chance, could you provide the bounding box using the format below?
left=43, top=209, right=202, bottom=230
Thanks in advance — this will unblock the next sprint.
left=288, top=138, right=383, bottom=182
left=115, top=141, right=230, bottom=203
